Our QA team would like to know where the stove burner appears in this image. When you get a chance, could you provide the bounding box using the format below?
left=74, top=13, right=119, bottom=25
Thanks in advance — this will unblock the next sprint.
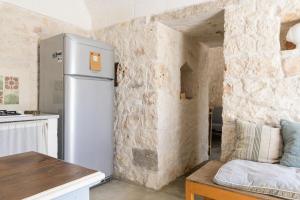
left=0, top=110, right=21, bottom=116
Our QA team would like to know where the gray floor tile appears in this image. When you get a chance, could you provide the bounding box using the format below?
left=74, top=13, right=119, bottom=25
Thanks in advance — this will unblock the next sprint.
left=91, top=179, right=184, bottom=200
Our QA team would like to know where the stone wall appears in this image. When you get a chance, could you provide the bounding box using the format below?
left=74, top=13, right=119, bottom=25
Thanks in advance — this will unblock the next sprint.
left=0, top=2, right=89, bottom=111
left=95, top=17, right=225, bottom=189
left=95, top=0, right=300, bottom=188
left=94, top=18, right=161, bottom=189
left=221, top=0, right=300, bottom=161
left=94, top=1, right=227, bottom=190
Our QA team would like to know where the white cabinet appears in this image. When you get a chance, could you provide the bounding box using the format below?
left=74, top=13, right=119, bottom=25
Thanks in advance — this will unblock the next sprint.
left=0, top=115, right=59, bottom=158
left=46, top=117, right=59, bottom=158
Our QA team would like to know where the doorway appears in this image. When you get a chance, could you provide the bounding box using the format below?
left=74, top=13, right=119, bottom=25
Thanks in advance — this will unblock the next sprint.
left=156, top=9, right=225, bottom=181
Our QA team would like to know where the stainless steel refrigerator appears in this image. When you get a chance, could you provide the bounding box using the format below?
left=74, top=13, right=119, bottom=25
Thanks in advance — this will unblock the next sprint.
left=39, top=33, right=114, bottom=179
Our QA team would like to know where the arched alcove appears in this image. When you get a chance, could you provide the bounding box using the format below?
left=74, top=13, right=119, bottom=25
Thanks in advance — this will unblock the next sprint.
left=281, top=19, right=300, bottom=50
left=180, top=62, right=193, bottom=100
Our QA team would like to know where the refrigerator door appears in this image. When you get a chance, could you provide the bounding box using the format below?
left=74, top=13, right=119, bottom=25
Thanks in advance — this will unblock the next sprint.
left=64, top=35, right=114, bottom=79
left=64, top=75, right=113, bottom=176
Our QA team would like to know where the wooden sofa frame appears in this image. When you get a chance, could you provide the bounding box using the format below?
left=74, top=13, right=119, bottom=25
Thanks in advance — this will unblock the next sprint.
left=186, top=180, right=259, bottom=200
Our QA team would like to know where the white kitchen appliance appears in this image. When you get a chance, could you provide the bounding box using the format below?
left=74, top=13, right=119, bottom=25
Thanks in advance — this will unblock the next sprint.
left=39, top=34, right=114, bottom=180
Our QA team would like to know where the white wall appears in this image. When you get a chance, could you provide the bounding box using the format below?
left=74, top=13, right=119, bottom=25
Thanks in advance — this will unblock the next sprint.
left=85, top=0, right=215, bottom=29
left=0, top=2, right=89, bottom=111
left=1, top=0, right=92, bottom=30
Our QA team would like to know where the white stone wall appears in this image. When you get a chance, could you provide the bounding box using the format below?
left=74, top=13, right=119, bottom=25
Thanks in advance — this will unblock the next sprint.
left=94, top=18, right=161, bottom=189
left=221, top=0, right=300, bottom=161
left=94, top=1, right=227, bottom=190
left=156, top=23, right=210, bottom=187
left=0, top=2, right=89, bottom=111
left=94, top=17, right=224, bottom=189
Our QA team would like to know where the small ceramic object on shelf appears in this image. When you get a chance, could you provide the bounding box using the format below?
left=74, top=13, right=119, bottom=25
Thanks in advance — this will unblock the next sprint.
left=286, top=23, right=300, bottom=49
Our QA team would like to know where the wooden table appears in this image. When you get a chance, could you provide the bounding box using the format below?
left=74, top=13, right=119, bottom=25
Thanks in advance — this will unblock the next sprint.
left=0, top=152, right=105, bottom=200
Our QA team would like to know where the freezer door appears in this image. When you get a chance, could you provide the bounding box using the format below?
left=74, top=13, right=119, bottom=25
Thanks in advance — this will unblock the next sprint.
left=64, top=35, right=114, bottom=79
left=64, top=75, right=113, bottom=176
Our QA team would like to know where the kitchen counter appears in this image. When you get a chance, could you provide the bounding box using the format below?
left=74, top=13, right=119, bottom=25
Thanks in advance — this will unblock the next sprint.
left=0, top=152, right=104, bottom=200
left=0, top=114, right=59, bottom=123
left=0, top=114, right=59, bottom=158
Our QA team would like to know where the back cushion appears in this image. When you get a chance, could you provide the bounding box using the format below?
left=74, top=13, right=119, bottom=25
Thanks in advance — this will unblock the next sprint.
left=280, top=120, right=300, bottom=167
left=231, top=120, right=283, bottom=163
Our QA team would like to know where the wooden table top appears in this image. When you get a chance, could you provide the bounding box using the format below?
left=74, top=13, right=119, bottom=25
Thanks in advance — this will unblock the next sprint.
left=0, top=152, right=97, bottom=200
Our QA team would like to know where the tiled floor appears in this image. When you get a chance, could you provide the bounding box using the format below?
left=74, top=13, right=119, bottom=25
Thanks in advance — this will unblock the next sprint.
left=91, top=134, right=221, bottom=200
left=91, top=169, right=212, bottom=200
left=91, top=177, right=185, bottom=200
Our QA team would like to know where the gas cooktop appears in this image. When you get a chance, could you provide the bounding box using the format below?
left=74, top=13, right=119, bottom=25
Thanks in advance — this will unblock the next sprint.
left=0, top=110, right=21, bottom=116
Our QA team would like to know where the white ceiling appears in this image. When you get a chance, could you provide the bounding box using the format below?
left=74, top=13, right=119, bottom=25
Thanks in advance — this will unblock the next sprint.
left=1, top=0, right=92, bottom=30
left=1, top=0, right=215, bottom=30
left=85, top=0, right=215, bottom=30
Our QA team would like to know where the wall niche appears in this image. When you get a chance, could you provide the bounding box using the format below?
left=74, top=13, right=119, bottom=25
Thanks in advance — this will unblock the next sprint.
left=180, top=62, right=193, bottom=100
left=280, top=19, right=300, bottom=51
left=280, top=18, right=300, bottom=78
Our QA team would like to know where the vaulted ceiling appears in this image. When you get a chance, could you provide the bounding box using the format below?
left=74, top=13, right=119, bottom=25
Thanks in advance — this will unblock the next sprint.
left=84, top=0, right=215, bottom=30
left=2, top=0, right=215, bottom=30
left=161, top=9, right=224, bottom=46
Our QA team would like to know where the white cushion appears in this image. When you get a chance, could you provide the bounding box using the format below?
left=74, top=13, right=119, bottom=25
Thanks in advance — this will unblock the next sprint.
left=213, top=160, right=300, bottom=200
left=230, top=120, right=283, bottom=164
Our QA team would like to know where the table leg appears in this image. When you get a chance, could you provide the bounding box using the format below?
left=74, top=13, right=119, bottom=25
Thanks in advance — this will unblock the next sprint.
left=186, top=180, right=195, bottom=200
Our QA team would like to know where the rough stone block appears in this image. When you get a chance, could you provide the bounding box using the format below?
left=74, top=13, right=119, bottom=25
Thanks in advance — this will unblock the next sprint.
left=132, top=148, right=158, bottom=171
left=221, top=120, right=236, bottom=162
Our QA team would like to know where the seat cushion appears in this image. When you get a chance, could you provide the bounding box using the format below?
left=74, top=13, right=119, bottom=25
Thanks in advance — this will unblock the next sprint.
left=230, top=120, right=283, bottom=163
left=280, top=120, right=300, bottom=168
left=214, top=160, right=300, bottom=200
left=187, top=161, right=281, bottom=200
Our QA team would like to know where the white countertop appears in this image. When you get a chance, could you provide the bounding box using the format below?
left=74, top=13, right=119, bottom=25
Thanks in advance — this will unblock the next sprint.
left=0, top=114, right=59, bottom=123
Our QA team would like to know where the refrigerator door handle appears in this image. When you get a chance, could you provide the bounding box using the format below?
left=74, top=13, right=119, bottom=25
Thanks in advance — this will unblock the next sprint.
left=65, top=74, right=113, bottom=81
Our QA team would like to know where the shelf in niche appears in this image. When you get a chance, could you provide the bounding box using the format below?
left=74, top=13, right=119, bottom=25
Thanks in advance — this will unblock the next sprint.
left=280, top=11, right=300, bottom=78
left=180, top=62, right=194, bottom=100
left=281, top=49, right=300, bottom=58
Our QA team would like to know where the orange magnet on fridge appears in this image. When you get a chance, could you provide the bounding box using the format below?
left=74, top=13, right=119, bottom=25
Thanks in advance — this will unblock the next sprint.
left=90, top=51, right=101, bottom=71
